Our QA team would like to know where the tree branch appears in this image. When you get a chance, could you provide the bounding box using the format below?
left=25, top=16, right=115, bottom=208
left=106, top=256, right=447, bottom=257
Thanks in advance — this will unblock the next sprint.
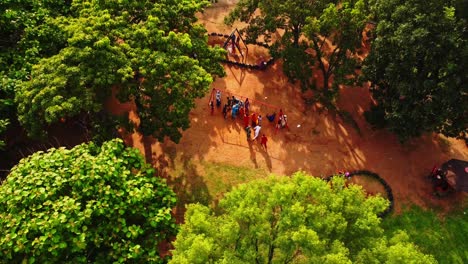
left=327, top=45, right=342, bottom=76
left=311, top=36, right=327, bottom=79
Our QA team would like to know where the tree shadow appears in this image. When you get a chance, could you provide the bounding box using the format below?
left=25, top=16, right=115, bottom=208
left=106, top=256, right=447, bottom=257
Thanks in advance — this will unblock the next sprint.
left=0, top=118, right=90, bottom=181
left=162, top=150, right=212, bottom=224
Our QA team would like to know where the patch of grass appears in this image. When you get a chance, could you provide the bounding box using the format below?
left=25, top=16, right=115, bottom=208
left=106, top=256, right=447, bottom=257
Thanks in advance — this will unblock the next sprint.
left=202, top=161, right=269, bottom=202
left=169, top=159, right=212, bottom=206
left=382, top=206, right=468, bottom=264
left=168, top=159, right=269, bottom=208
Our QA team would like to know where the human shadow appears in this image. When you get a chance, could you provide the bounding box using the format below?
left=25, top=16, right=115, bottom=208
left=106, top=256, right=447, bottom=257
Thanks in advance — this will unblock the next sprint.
left=257, top=142, right=272, bottom=172
left=248, top=140, right=258, bottom=168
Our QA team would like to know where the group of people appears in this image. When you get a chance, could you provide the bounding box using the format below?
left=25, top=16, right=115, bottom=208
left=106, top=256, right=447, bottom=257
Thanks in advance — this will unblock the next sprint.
left=431, top=168, right=451, bottom=196
left=211, top=89, right=291, bottom=150
left=220, top=95, right=250, bottom=120
left=266, top=108, right=288, bottom=131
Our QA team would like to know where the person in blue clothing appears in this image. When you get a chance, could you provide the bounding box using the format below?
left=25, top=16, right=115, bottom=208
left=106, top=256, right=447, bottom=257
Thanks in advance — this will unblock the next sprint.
left=231, top=103, right=240, bottom=119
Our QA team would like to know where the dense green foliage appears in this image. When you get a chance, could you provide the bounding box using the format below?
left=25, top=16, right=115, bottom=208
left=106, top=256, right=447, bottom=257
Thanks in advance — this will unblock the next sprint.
left=2, top=0, right=225, bottom=143
left=0, top=0, right=71, bottom=147
left=363, top=0, right=467, bottom=141
left=226, top=0, right=368, bottom=102
left=170, top=172, right=435, bottom=263
left=382, top=207, right=468, bottom=264
left=0, top=139, right=177, bottom=263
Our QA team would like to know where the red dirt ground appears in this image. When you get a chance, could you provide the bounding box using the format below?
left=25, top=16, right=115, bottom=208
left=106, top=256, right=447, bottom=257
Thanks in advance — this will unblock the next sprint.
left=106, top=0, right=468, bottom=214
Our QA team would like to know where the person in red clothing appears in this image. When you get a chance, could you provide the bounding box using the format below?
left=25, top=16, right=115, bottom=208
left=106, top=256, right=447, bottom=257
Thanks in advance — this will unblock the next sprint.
left=251, top=113, right=258, bottom=127
left=239, top=106, right=245, bottom=120
left=243, top=114, right=250, bottom=128
left=260, top=134, right=268, bottom=150
left=278, top=109, right=283, bottom=122
left=244, top=98, right=250, bottom=115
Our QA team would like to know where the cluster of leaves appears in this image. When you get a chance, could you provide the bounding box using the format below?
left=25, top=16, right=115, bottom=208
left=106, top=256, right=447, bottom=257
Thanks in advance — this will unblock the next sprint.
left=226, top=0, right=368, bottom=103
left=170, top=172, right=435, bottom=263
left=363, top=0, right=467, bottom=141
left=0, top=139, right=177, bottom=263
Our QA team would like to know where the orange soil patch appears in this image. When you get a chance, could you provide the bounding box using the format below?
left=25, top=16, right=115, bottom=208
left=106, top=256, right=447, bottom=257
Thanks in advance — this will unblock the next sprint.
left=106, top=0, right=468, bottom=216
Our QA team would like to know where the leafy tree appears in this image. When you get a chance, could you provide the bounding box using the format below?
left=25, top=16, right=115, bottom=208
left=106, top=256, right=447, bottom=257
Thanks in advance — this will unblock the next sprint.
left=226, top=0, right=367, bottom=103
left=170, top=172, right=435, bottom=263
left=15, top=0, right=225, bottom=143
left=0, top=139, right=177, bottom=263
left=225, top=0, right=329, bottom=46
left=363, top=0, right=467, bottom=141
left=303, top=1, right=367, bottom=93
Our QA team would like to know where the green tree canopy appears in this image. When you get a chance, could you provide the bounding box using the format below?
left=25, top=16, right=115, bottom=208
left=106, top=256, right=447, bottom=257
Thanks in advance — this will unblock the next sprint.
left=14, top=0, right=225, bottom=143
left=363, top=0, right=467, bottom=141
left=302, top=0, right=367, bottom=94
left=226, top=0, right=368, bottom=103
left=170, top=172, right=435, bottom=263
left=0, top=139, right=177, bottom=263
left=226, top=0, right=330, bottom=46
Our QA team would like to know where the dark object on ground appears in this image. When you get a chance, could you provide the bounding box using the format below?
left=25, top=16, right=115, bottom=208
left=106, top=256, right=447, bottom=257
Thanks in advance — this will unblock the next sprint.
left=429, top=159, right=468, bottom=195
left=266, top=113, right=276, bottom=122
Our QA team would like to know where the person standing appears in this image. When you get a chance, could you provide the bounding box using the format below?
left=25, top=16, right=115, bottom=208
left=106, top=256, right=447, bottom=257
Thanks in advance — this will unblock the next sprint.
left=231, top=33, right=236, bottom=54
left=222, top=104, right=228, bottom=119
left=216, top=90, right=222, bottom=107
left=257, top=115, right=262, bottom=126
left=281, top=114, right=288, bottom=129
left=239, top=106, right=245, bottom=119
left=244, top=98, right=250, bottom=115
left=251, top=113, right=258, bottom=127
left=253, top=125, right=261, bottom=140
left=231, top=103, right=239, bottom=119
left=245, top=126, right=252, bottom=141
left=210, top=100, right=214, bottom=115
left=260, top=134, right=268, bottom=150
left=243, top=113, right=250, bottom=128
left=275, top=115, right=282, bottom=133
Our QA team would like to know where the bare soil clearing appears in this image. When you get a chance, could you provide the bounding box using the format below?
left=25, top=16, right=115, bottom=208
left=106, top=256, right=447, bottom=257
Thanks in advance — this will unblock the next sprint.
left=107, top=0, right=468, bottom=216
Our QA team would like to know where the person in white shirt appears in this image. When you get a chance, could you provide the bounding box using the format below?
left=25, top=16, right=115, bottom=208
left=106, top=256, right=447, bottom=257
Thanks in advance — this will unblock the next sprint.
left=253, top=125, right=262, bottom=140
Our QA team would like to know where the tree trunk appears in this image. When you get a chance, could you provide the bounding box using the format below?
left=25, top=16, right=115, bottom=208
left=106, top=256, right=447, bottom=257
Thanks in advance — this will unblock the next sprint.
left=311, top=37, right=329, bottom=91
left=292, top=25, right=300, bottom=47
left=267, top=244, right=275, bottom=264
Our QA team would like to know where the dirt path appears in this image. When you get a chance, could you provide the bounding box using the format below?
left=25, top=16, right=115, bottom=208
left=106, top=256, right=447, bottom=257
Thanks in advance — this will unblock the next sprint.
left=108, top=1, right=468, bottom=213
